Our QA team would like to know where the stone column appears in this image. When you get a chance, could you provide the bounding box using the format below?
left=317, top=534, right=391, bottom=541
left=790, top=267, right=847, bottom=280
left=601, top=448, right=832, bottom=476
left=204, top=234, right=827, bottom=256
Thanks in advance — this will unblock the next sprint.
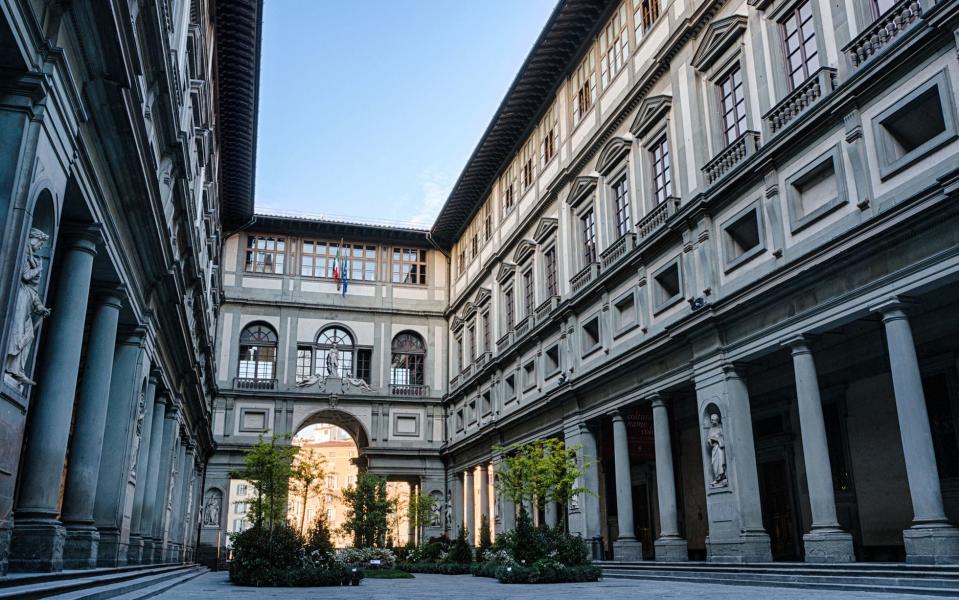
left=141, top=397, right=167, bottom=563
left=451, top=471, right=464, bottom=537
left=611, top=410, right=642, bottom=560
left=651, top=396, right=687, bottom=561
left=464, top=468, right=475, bottom=545
left=874, top=300, right=959, bottom=564
left=93, top=328, right=150, bottom=567
left=545, top=501, right=559, bottom=528
left=60, top=288, right=124, bottom=569
left=151, top=406, right=179, bottom=564
left=785, top=336, right=855, bottom=562
left=127, top=373, right=159, bottom=564
left=166, top=441, right=188, bottom=562
left=565, top=420, right=602, bottom=557
left=10, top=228, right=99, bottom=572
left=478, top=464, right=490, bottom=538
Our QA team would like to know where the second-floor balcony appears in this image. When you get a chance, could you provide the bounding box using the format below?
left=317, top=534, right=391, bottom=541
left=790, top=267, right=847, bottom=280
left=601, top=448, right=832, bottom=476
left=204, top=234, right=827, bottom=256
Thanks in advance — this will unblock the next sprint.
left=391, top=384, right=429, bottom=397
left=234, top=377, right=276, bottom=391
left=637, top=196, right=680, bottom=241
left=763, top=68, right=837, bottom=136
left=496, top=331, right=513, bottom=353
left=600, top=232, right=637, bottom=271
left=514, top=315, right=532, bottom=338
left=845, top=0, right=925, bottom=69
left=461, top=364, right=473, bottom=379
left=702, top=131, right=761, bottom=185
left=570, top=262, right=599, bottom=295
left=475, top=351, right=491, bottom=369
left=535, top=295, right=560, bottom=321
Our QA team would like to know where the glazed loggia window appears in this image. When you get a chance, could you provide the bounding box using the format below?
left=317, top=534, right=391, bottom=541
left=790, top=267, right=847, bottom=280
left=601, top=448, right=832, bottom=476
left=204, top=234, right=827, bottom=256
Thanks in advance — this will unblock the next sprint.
left=391, top=247, right=427, bottom=285
left=245, top=235, right=285, bottom=274
left=238, top=323, right=277, bottom=380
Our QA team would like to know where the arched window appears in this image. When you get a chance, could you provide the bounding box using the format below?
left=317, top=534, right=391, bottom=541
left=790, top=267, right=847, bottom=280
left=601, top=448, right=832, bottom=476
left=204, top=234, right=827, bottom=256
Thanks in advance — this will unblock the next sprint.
left=315, top=326, right=354, bottom=379
left=238, top=323, right=277, bottom=385
left=391, top=332, right=425, bottom=390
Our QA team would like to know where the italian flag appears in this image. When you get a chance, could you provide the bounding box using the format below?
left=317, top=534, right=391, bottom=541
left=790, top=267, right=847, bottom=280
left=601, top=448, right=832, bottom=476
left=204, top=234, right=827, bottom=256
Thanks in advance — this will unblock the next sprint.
left=333, top=243, right=341, bottom=290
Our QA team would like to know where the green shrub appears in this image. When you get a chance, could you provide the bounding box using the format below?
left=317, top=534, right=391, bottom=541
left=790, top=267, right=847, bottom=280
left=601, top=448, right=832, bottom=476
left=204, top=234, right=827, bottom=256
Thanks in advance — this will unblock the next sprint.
left=417, top=539, right=447, bottom=563
left=305, top=516, right=335, bottom=558
left=229, top=525, right=305, bottom=585
left=494, top=561, right=601, bottom=584
left=445, top=526, right=473, bottom=563
left=470, top=561, right=500, bottom=578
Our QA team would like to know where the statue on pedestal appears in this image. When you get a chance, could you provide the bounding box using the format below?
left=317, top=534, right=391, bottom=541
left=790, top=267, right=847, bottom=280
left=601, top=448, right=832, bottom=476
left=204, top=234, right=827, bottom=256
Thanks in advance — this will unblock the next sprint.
left=707, top=412, right=727, bottom=487
left=326, top=343, right=339, bottom=376
left=5, top=228, right=51, bottom=386
left=202, top=490, right=222, bottom=527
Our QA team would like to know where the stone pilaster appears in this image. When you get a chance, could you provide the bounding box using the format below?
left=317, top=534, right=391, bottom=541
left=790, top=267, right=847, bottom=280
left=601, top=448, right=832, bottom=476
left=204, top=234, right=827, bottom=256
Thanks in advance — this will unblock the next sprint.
left=478, top=464, right=490, bottom=536
left=151, top=406, right=179, bottom=564
left=127, top=373, right=159, bottom=565
left=464, top=468, right=475, bottom=545
left=61, top=288, right=124, bottom=569
left=140, top=396, right=167, bottom=563
left=651, top=396, right=687, bottom=561
left=564, top=419, right=601, bottom=558
left=10, top=227, right=99, bottom=572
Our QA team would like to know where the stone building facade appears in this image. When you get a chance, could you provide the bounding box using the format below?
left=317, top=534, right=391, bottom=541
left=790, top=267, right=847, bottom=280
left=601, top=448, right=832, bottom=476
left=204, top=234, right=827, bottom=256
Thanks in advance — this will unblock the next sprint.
left=435, top=0, right=959, bottom=565
left=0, top=0, right=261, bottom=574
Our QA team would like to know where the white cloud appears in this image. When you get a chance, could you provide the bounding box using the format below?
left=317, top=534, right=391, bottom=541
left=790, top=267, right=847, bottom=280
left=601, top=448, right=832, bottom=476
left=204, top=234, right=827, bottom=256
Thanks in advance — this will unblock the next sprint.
left=405, top=165, right=453, bottom=227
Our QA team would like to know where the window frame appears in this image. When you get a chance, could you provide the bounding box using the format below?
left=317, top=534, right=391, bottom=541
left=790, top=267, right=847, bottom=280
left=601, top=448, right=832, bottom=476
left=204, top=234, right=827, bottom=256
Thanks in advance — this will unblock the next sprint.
left=611, top=171, right=632, bottom=237
left=580, top=207, right=598, bottom=266
left=391, top=247, right=428, bottom=286
left=779, top=0, right=820, bottom=92
left=717, top=63, right=748, bottom=147
left=244, top=235, right=286, bottom=275
left=237, top=323, right=278, bottom=381
left=649, top=132, right=673, bottom=205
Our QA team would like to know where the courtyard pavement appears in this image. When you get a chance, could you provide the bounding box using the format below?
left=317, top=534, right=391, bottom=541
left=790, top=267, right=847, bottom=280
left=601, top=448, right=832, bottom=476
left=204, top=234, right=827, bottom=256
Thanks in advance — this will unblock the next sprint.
left=157, top=570, right=939, bottom=599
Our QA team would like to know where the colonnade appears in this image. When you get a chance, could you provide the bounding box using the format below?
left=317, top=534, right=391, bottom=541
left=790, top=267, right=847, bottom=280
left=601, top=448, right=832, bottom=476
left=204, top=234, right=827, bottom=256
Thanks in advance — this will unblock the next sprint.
left=6, top=228, right=203, bottom=572
left=447, top=298, right=959, bottom=564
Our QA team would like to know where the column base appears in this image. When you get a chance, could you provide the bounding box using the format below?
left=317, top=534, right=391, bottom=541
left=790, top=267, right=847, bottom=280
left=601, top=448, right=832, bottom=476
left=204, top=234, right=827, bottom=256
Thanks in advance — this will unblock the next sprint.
left=654, top=536, right=688, bottom=561
left=707, top=530, right=772, bottom=563
left=904, top=524, right=959, bottom=565
left=127, top=534, right=144, bottom=565
left=95, top=528, right=128, bottom=568
left=63, top=524, right=99, bottom=569
left=166, top=542, right=181, bottom=563
left=803, top=529, right=855, bottom=563
left=152, top=541, right=164, bottom=564
left=612, top=538, right=644, bottom=561
left=142, top=538, right=155, bottom=564
left=0, top=518, right=11, bottom=576
left=8, top=518, right=65, bottom=572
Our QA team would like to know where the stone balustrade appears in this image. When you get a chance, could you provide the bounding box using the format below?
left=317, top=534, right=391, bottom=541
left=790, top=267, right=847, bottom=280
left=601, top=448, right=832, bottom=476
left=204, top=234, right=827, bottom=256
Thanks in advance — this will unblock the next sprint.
left=637, top=197, right=680, bottom=240
left=514, top=315, right=532, bottom=338
left=233, top=377, right=276, bottom=391
left=763, top=68, right=837, bottom=136
left=496, top=331, right=513, bottom=353
left=702, top=131, right=761, bottom=185
left=535, top=295, right=560, bottom=321
left=391, top=384, right=429, bottom=397
left=601, top=232, right=637, bottom=271
left=845, top=0, right=924, bottom=69
left=570, top=262, right=599, bottom=295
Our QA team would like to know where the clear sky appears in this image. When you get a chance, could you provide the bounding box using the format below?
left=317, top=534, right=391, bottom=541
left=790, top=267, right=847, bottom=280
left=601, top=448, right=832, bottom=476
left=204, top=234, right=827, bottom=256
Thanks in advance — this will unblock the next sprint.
left=254, top=0, right=558, bottom=227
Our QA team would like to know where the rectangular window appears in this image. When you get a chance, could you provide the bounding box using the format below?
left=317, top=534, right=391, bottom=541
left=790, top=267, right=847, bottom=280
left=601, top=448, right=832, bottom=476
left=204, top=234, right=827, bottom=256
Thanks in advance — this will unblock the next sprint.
left=482, top=311, right=490, bottom=353
left=356, top=348, right=372, bottom=383
left=544, top=247, right=558, bottom=297
left=570, top=51, right=597, bottom=124
left=483, top=201, right=493, bottom=241
left=296, top=346, right=312, bottom=383
left=600, top=3, right=629, bottom=88
left=502, top=164, right=516, bottom=215
left=326, top=475, right=336, bottom=489
left=581, top=209, right=597, bottom=264
left=523, top=268, right=535, bottom=317
left=521, top=137, right=536, bottom=190
left=301, top=241, right=375, bottom=281
left=874, top=0, right=896, bottom=15
left=245, top=235, right=285, bottom=274
left=471, top=232, right=479, bottom=258
left=633, top=0, right=661, bottom=42
left=718, top=65, right=747, bottom=145
left=650, top=135, right=672, bottom=204
left=539, top=104, right=559, bottom=166
left=467, top=325, right=476, bottom=363
left=612, top=175, right=631, bottom=236
left=456, top=336, right=464, bottom=372
left=781, top=1, right=819, bottom=90
left=391, top=247, right=427, bottom=285
left=504, top=288, right=515, bottom=330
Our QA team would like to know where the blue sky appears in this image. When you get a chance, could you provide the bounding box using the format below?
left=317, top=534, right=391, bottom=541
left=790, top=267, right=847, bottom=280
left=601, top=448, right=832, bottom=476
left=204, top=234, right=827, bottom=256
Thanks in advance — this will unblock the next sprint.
left=254, top=0, right=557, bottom=227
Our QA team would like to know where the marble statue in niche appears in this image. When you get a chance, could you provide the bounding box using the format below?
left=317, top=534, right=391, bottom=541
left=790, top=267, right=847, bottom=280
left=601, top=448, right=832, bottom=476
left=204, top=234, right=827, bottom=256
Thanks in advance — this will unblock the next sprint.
left=202, top=489, right=222, bottom=527
left=326, top=342, right=339, bottom=376
left=444, top=489, right=452, bottom=532
left=707, top=412, right=727, bottom=487
left=5, top=228, right=51, bottom=386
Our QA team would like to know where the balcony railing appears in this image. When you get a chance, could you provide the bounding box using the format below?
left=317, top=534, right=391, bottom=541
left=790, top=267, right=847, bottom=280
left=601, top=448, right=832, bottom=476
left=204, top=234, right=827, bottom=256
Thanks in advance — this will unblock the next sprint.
left=702, top=131, right=761, bottom=185
left=637, top=197, right=680, bottom=241
left=461, top=364, right=472, bottom=379
left=234, top=377, right=276, bottom=391
left=600, top=232, right=637, bottom=271
left=514, top=315, right=532, bottom=338
left=391, top=384, right=429, bottom=397
left=496, top=331, right=513, bottom=353
left=475, top=351, right=491, bottom=369
left=763, top=68, right=837, bottom=136
left=535, top=295, right=560, bottom=321
left=450, top=374, right=460, bottom=389
left=570, top=262, right=599, bottom=295
left=845, top=0, right=924, bottom=69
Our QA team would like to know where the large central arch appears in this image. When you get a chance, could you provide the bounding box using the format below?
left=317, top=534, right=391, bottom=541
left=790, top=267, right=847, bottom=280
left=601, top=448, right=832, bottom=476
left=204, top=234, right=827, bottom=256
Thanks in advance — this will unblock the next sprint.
left=294, top=408, right=371, bottom=452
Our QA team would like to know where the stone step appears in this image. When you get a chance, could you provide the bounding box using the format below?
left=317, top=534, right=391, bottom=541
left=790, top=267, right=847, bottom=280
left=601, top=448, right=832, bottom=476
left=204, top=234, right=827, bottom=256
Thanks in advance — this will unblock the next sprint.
left=599, top=565, right=959, bottom=596
left=595, top=561, right=959, bottom=578
left=48, top=566, right=207, bottom=600
left=0, top=564, right=197, bottom=600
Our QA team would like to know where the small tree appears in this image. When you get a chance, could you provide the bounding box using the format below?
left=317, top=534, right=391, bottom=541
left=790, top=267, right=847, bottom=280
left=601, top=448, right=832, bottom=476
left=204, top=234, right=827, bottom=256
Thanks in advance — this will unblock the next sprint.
left=289, top=448, right=326, bottom=534
left=446, top=525, right=473, bottom=563
left=476, top=515, right=493, bottom=560
left=232, top=433, right=298, bottom=531
left=305, top=514, right=335, bottom=557
left=341, top=471, right=392, bottom=547
left=407, top=491, right=433, bottom=545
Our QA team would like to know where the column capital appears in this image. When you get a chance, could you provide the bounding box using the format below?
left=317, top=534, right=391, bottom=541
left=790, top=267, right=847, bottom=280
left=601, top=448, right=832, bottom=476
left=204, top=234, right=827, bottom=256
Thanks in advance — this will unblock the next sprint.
left=62, top=223, right=102, bottom=255
left=870, top=295, right=917, bottom=320
left=476, top=463, right=488, bottom=474
left=609, top=408, right=627, bottom=421
left=781, top=333, right=816, bottom=353
left=115, top=324, right=148, bottom=347
left=650, top=395, right=666, bottom=409
left=91, top=283, right=126, bottom=309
